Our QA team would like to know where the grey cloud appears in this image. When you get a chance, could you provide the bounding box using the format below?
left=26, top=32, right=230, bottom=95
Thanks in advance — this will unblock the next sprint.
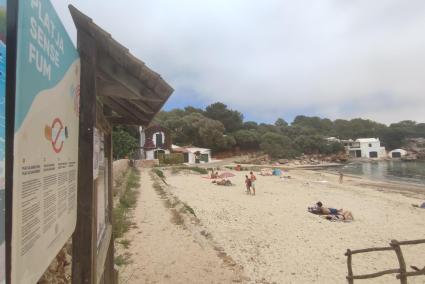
left=52, top=0, right=425, bottom=123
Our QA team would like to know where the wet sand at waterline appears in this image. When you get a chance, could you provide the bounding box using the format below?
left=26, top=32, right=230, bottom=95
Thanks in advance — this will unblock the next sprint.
left=162, top=169, right=425, bottom=283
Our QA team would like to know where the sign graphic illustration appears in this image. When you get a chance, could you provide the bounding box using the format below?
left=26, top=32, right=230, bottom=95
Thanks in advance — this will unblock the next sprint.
left=44, top=118, right=69, bottom=153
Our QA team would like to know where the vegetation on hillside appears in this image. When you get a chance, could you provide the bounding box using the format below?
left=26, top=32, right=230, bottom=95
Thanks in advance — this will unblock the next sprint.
left=111, top=102, right=425, bottom=159
left=154, top=103, right=425, bottom=159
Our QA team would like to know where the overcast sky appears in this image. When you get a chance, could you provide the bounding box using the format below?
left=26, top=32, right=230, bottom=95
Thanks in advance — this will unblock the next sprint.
left=52, top=0, right=425, bottom=124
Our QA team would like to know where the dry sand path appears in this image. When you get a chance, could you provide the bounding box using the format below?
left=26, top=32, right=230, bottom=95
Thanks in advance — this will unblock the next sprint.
left=118, top=169, right=242, bottom=284
left=165, top=169, right=425, bottom=284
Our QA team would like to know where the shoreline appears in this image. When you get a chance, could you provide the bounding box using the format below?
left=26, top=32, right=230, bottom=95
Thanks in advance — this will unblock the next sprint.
left=222, top=160, right=425, bottom=198
left=311, top=169, right=425, bottom=199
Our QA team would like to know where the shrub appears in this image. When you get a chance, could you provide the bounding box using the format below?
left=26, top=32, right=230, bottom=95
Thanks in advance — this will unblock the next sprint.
left=158, top=153, right=184, bottom=165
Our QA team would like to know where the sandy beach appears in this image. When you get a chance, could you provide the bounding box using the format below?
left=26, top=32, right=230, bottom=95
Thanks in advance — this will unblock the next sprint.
left=117, top=170, right=245, bottom=284
left=159, top=168, right=425, bottom=283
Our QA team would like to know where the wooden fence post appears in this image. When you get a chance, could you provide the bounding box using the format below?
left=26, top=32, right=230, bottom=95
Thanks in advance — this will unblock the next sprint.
left=72, top=28, right=97, bottom=284
left=391, top=240, right=407, bottom=284
left=346, top=249, right=354, bottom=284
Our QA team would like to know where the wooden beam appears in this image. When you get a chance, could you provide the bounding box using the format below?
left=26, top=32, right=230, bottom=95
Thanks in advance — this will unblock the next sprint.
left=98, top=81, right=165, bottom=103
left=97, top=82, right=139, bottom=100
left=351, top=269, right=400, bottom=280
left=72, top=29, right=97, bottom=284
left=108, top=96, right=154, bottom=119
left=124, top=98, right=156, bottom=115
left=104, top=132, right=116, bottom=284
left=96, top=53, right=168, bottom=102
left=346, top=250, right=354, bottom=284
left=101, top=96, right=150, bottom=124
left=391, top=240, right=408, bottom=284
left=106, top=116, right=142, bottom=125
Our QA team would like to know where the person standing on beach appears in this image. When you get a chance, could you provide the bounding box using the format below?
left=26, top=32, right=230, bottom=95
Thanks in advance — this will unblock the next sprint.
left=245, top=175, right=251, bottom=195
left=250, top=171, right=257, bottom=195
left=339, top=171, right=344, bottom=184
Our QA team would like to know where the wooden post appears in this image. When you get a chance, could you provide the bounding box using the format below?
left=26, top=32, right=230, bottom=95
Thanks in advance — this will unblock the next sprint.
left=391, top=240, right=407, bottom=284
left=103, top=132, right=116, bottom=284
left=346, top=249, right=354, bottom=284
left=72, top=29, right=97, bottom=284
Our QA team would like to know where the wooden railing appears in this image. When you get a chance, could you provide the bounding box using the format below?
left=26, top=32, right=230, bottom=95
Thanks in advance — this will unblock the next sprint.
left=345, top=239, right=425, bottom=284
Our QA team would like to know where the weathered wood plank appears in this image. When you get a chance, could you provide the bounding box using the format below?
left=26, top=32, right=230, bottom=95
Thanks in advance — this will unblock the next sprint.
left=347, top=246, right=394, bottom=255
left=351, top=269, right=400, bottom=280
left=399, top=269, right=425, bottom=278
left=396, top=239, right=425, bottom=246
left=346, top=250, right=354, bottom=284
left=104, top=132, right=116, bottom=284
left=106, top=116, right=142, bottom=126
left=391, top=240, right=408, bottom=284
left=72, top=28, right=97, bottom=284
left=97, top=73, right=166, bottom=104
left=97, top=54, right=169, bottom=101
left=109, top=96, right=154, bottom=119
left=101, top=96, right=150, bottom=124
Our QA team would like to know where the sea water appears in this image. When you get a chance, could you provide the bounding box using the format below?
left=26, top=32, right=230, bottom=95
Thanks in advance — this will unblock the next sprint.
left=334, top=160, right=425, bottom=186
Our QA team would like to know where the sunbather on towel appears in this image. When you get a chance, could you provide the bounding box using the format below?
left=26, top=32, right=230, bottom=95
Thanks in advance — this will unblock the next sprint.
left=322, top=211, right=354, bottom=221
left=412, top=202, right=425, bottom=209
left=216, top=179, right=232, bottom=186
left=315, top=201, right=343, bottom=215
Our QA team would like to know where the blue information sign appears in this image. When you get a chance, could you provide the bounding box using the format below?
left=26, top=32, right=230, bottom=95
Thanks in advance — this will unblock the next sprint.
left=0, top=0, right=6, bottom=282
left=11, top=0, right=80, bottom=283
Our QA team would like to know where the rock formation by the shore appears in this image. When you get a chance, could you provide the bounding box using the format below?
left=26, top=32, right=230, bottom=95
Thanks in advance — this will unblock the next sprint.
left=404, top=138, right=425, bottom=160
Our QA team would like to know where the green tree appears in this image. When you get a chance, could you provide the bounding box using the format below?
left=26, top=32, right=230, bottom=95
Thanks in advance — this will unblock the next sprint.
left=113, top=127, right=138, bottom=159
left=294, top=135, right=324, bottom=154
left=243, top=121, right=258, bottom=130
left=319, top=141, right=345, bottom=155
left=196, top=117, right=227, bottom=151
left=292, top=115, right=334, bottom=136
left=275, top=118, right=288, bottom=128
left=204, top=102, right=243, bottom=132
left=222, top=134, right=237, bottom=150
left=233, top=130, right=260, bottom=149
left=260, top=132, right=299, bottom=159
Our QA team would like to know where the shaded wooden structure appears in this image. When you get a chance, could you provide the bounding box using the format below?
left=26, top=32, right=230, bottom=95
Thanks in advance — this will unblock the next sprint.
left=345, top=239, right=425, bottom=284
left=69, top=5, right=173, bottom=284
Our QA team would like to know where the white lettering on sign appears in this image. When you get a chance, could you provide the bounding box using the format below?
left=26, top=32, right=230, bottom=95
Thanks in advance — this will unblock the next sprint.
left=29, top=42, right=52, bottom=80
left=28, top=0, right=65, bottom=81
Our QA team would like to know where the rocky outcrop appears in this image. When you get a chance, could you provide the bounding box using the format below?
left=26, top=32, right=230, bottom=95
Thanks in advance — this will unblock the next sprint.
left=404, top=138, right=425, bottom=160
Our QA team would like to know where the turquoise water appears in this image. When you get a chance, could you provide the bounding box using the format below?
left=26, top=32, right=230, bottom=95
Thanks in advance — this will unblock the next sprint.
left=334, top=160, right=425, bottom=186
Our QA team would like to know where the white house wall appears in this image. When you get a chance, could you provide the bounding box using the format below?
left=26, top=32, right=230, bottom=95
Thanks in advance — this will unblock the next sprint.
left=185, top=151, right=211, bottom=164
left=347, top=139, right=387, bottom=158
left=139, top=126, right=146, bottom=159
left=146, top=150, right=155, bottom=160
left=359, top=142, right=385, bottom=158
left=153, top=131, right=165, bottom=147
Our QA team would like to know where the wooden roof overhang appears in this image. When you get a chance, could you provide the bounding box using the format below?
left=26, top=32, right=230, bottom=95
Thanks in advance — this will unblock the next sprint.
left=69, top=5, right=173, bottom=126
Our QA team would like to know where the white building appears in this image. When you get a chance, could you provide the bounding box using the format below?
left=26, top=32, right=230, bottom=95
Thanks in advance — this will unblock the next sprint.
left=389, top=149, right=407, bottom=158
left=172, top=145, right=211, bottom=164
left=345, top=138, right=386, bottom=158
left=139, top=125, right=171, bottom=160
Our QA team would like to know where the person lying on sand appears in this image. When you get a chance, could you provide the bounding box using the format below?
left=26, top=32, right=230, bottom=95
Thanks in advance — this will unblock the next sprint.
left=412, top=202, right=425, bottom=209
left=322, top=211, right=354, bottom=221
left=315, top=201, right=343, bottom=215
left=215, top=179, right=232, bottom=186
